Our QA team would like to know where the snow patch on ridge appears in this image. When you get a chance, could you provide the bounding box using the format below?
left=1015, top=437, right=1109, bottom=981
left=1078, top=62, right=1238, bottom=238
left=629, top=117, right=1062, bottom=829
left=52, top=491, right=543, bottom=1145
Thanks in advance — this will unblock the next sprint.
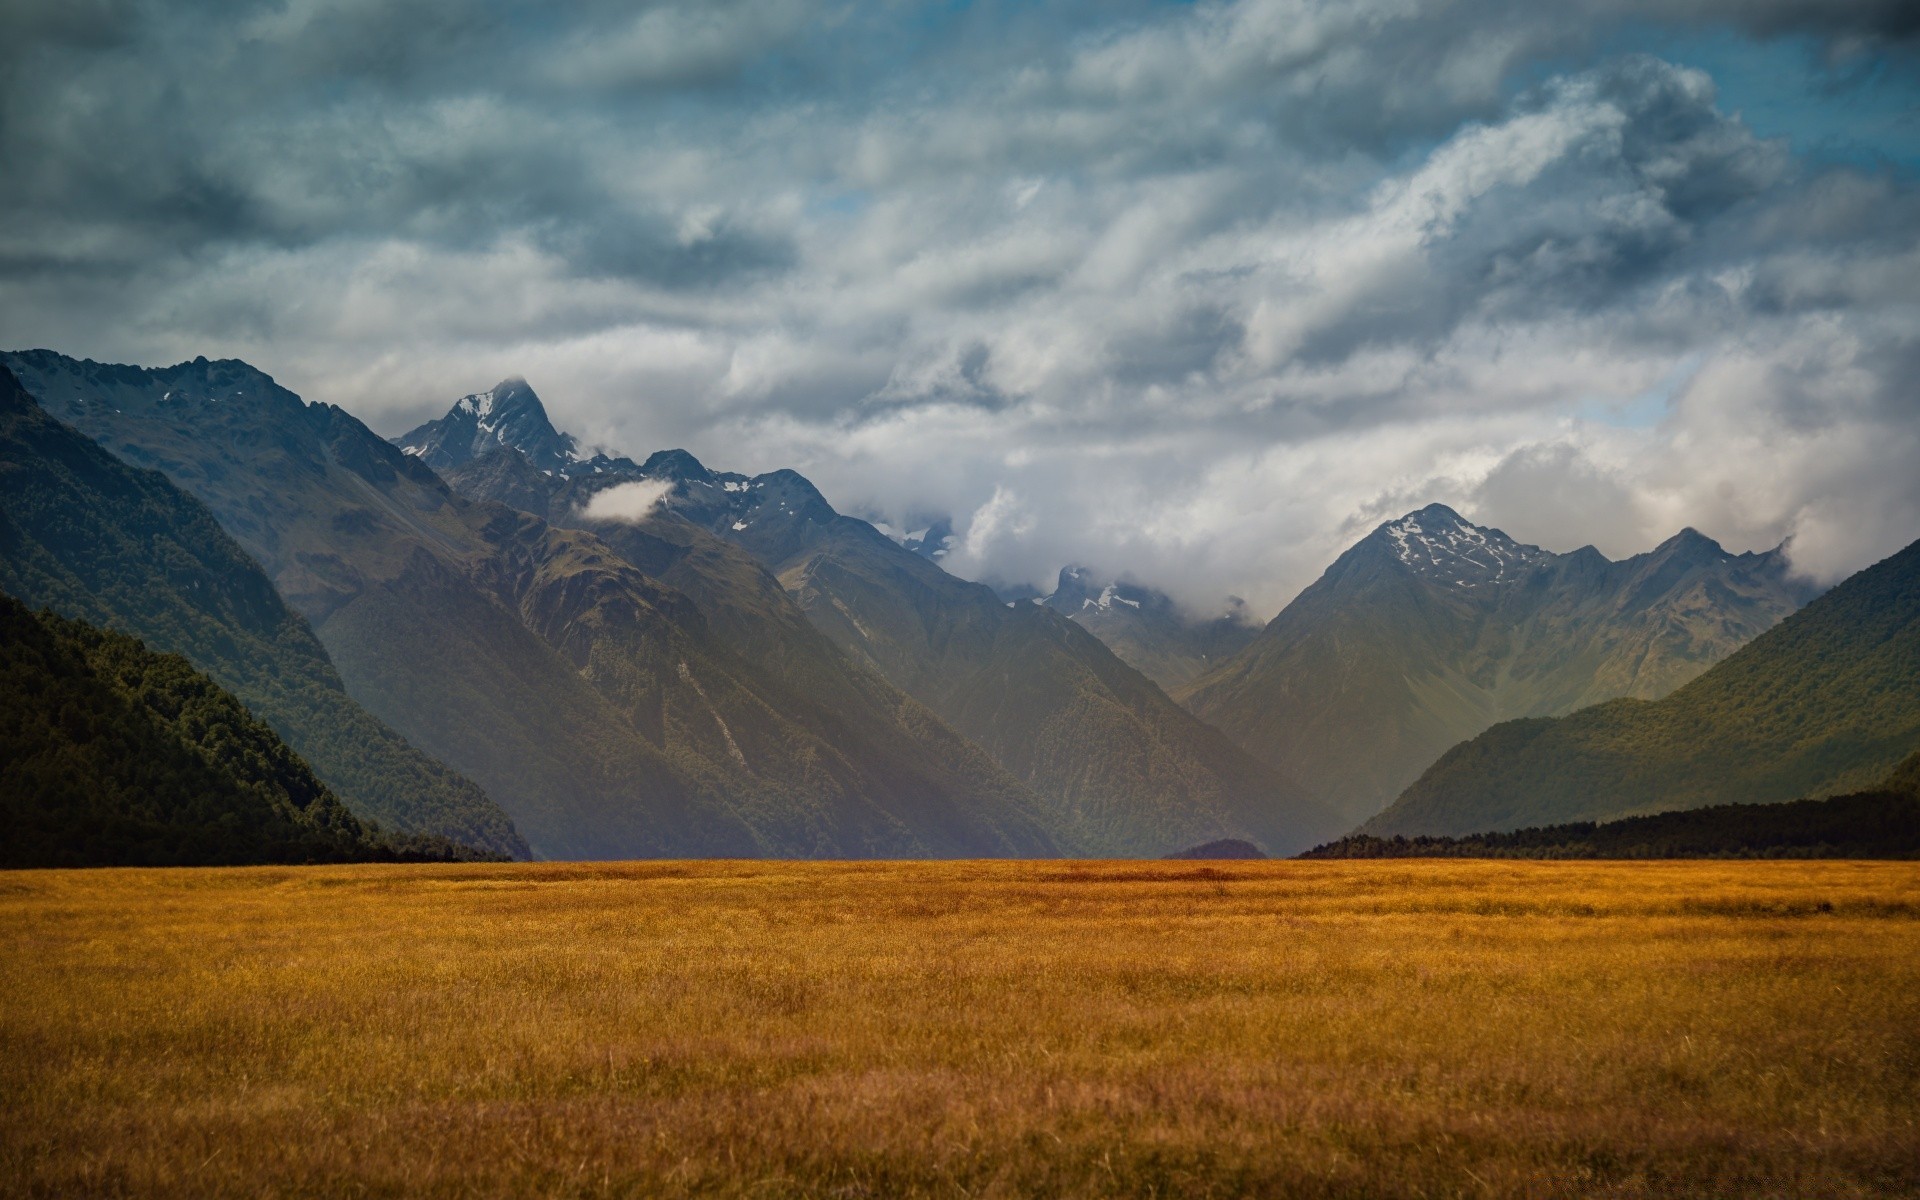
left=1381, top=507, right=1546, bottom=588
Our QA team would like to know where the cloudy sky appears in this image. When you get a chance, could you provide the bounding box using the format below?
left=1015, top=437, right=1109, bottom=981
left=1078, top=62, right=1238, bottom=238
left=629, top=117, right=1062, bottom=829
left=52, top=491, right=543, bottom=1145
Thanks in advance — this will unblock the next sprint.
left=4, top=0, right=1918, bottom=615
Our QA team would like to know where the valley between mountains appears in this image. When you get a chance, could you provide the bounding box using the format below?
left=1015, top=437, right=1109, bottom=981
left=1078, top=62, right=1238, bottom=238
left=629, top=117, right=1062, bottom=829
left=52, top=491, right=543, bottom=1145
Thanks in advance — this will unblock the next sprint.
left=4, top=349, right=1916, bottom=865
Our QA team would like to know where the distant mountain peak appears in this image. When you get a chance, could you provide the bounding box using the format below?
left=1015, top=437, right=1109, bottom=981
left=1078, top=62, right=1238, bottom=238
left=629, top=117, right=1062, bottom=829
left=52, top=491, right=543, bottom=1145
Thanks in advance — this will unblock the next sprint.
left=1372, top=505, right=1547, bottom=588
left=1651, top=526, right=1731, bottom=563
left=394, top=377, right=578, bottom=474
left=1048, top=565, right=1148, bottom=613
left=638, top=448, right=716, bottom=483
left=452, top=376, right=530, bottom=419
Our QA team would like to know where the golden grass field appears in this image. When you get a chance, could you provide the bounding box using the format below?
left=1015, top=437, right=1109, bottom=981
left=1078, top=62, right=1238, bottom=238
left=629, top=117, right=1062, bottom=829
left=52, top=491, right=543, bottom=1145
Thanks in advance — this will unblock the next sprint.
left=3, top=859, right=1918, bottom=1198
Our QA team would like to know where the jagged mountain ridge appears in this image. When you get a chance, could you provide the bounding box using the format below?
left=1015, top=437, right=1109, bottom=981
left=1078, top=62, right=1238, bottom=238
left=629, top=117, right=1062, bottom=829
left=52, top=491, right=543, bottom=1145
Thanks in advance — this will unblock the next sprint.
left=1177, top=502, right=1821, bottom=824
left=0, top=364, right=528, bottom=857
left=6, top=350, right=1055, bottom=860
left=422, top=379, right=1344, bottom=855
left=1364, top=537, right=1920, bottom=837
left=397, top=377, right=581, bottom=475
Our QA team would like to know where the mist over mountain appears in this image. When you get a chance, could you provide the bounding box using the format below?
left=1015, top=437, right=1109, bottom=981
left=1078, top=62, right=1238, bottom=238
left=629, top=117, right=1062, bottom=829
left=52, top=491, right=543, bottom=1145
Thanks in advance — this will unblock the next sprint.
left=418, top=378, right=1345, bottom=856
left=6, top=347, right=1912, bottom=863
left=1038, top=567, right=1259, bottom=692
left=1178, top=503, right=1819, bottom=823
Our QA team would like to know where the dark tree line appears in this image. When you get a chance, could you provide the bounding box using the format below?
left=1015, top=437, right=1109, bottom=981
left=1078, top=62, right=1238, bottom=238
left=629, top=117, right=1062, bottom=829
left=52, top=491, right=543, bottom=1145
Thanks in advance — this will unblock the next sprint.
left=1304, top=764, right=1920, bottom=860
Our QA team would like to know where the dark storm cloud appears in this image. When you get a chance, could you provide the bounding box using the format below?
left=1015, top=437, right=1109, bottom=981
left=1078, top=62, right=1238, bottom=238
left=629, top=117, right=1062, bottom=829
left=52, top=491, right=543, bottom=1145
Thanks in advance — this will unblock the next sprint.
left=1, top=0, right=1916, bottom=611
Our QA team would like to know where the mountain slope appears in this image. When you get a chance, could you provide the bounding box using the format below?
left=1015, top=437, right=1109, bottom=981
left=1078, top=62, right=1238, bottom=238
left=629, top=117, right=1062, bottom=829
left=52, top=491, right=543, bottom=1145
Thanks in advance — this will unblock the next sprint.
left=414, top=394, right=1343, bottom=856
left=1040, top=566, right=1259, bottom=691
left=6, top=351, right=1053, bottom=859
left=0, top=365, right=527, bottom=858
left=447, top=446, right=1058, bottom=858
left=1, top=595, right=386, bottom=868
left=1177, top=504, right=1816, bottom=823
left=1363, top=537, right=1920, bottom=837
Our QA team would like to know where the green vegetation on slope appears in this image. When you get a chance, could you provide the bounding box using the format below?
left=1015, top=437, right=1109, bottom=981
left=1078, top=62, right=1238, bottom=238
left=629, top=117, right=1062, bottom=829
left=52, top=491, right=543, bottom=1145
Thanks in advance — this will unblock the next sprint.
left=435, top=391, right=1335, bottom=856
left=1363, top=539, right=1920, bottom=838
left=1, top=595, right=385, bottom=867
left=766, top=502, right=1342, bottom=856
left=0, top=364, right=528, bottom=858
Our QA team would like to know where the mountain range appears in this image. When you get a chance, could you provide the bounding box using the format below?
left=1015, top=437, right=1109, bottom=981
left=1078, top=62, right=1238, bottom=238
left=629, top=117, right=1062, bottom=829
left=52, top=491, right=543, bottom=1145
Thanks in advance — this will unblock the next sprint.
left=6, top=349, right=1908, bottom=864
left=2, top=351, right=1062, bottom=860
left=1364, top=535, right=1920, bottom=837
left=413, top=379, right=1344, bottom=855
left=1176, top=503, right=1819, bottom=823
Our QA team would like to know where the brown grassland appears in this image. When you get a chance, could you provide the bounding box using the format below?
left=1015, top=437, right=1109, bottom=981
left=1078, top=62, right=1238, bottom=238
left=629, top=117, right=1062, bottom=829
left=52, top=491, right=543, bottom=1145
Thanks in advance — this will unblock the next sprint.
left=3, top=859, right=1918, bottom=1198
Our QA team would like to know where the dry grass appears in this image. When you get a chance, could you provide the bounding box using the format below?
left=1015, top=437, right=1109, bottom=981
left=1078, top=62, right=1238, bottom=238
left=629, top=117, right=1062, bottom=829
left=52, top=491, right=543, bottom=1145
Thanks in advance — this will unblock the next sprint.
left=3, top=859, right=1918, bottom=1198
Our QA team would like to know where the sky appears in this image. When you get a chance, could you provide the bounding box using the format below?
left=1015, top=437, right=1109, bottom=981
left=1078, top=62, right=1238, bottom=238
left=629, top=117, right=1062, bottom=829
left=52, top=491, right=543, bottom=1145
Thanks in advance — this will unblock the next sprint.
left=3, top=0, right=1918, bottom=618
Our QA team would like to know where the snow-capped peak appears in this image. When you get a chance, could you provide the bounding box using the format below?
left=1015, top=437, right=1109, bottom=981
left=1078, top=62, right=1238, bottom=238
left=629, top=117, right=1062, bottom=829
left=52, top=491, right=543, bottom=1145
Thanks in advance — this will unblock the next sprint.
left=1377, top=504, right=1546, bottom=588
left=394, top=377, right=579, bottom=473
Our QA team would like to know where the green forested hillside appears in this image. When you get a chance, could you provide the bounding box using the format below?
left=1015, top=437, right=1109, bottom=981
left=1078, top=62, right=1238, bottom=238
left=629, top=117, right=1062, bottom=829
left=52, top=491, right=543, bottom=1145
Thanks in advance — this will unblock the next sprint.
left=1887, top=750, right=1920, bottom=794
left=1362, top=539, right=1920, bottom=838
left=0, top=365, right=528, bottom=858
left=1306, top=753, right=1920, bottom=859
left=1, top=596, right=388, bottom=867
left=710, top=474, right=1343, bottom=856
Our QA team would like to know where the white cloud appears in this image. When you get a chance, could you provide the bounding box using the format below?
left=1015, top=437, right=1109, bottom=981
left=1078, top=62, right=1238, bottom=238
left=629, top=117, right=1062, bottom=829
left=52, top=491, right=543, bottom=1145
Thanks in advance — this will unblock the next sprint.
left=578, top=478, right=676, bottom=523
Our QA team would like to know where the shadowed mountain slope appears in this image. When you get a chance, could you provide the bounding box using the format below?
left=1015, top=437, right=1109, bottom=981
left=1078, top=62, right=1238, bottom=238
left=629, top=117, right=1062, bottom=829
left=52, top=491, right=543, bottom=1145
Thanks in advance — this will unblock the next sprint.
left=5, top=350, right=1053, bottom=859
left=1363, top=538, right=1920, bottom=838
left=446, top=446, right=1056, bottom=857
left=412, top=387, right=1343, bottom=856
left=1178, top=504, right=1818, bottom=824
left=0, top=366, right=527, bottom=858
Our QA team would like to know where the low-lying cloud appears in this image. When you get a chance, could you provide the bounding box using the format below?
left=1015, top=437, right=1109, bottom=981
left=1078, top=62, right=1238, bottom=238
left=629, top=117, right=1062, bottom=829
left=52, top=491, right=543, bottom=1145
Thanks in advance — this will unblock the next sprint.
left=578, top=479, right=675, bottom=525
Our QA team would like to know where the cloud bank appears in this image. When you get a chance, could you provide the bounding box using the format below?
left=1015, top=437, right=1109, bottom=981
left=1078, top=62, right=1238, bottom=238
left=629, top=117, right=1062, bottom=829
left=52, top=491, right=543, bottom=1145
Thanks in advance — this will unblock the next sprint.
left=2, top=0, right=1916, bottom=615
